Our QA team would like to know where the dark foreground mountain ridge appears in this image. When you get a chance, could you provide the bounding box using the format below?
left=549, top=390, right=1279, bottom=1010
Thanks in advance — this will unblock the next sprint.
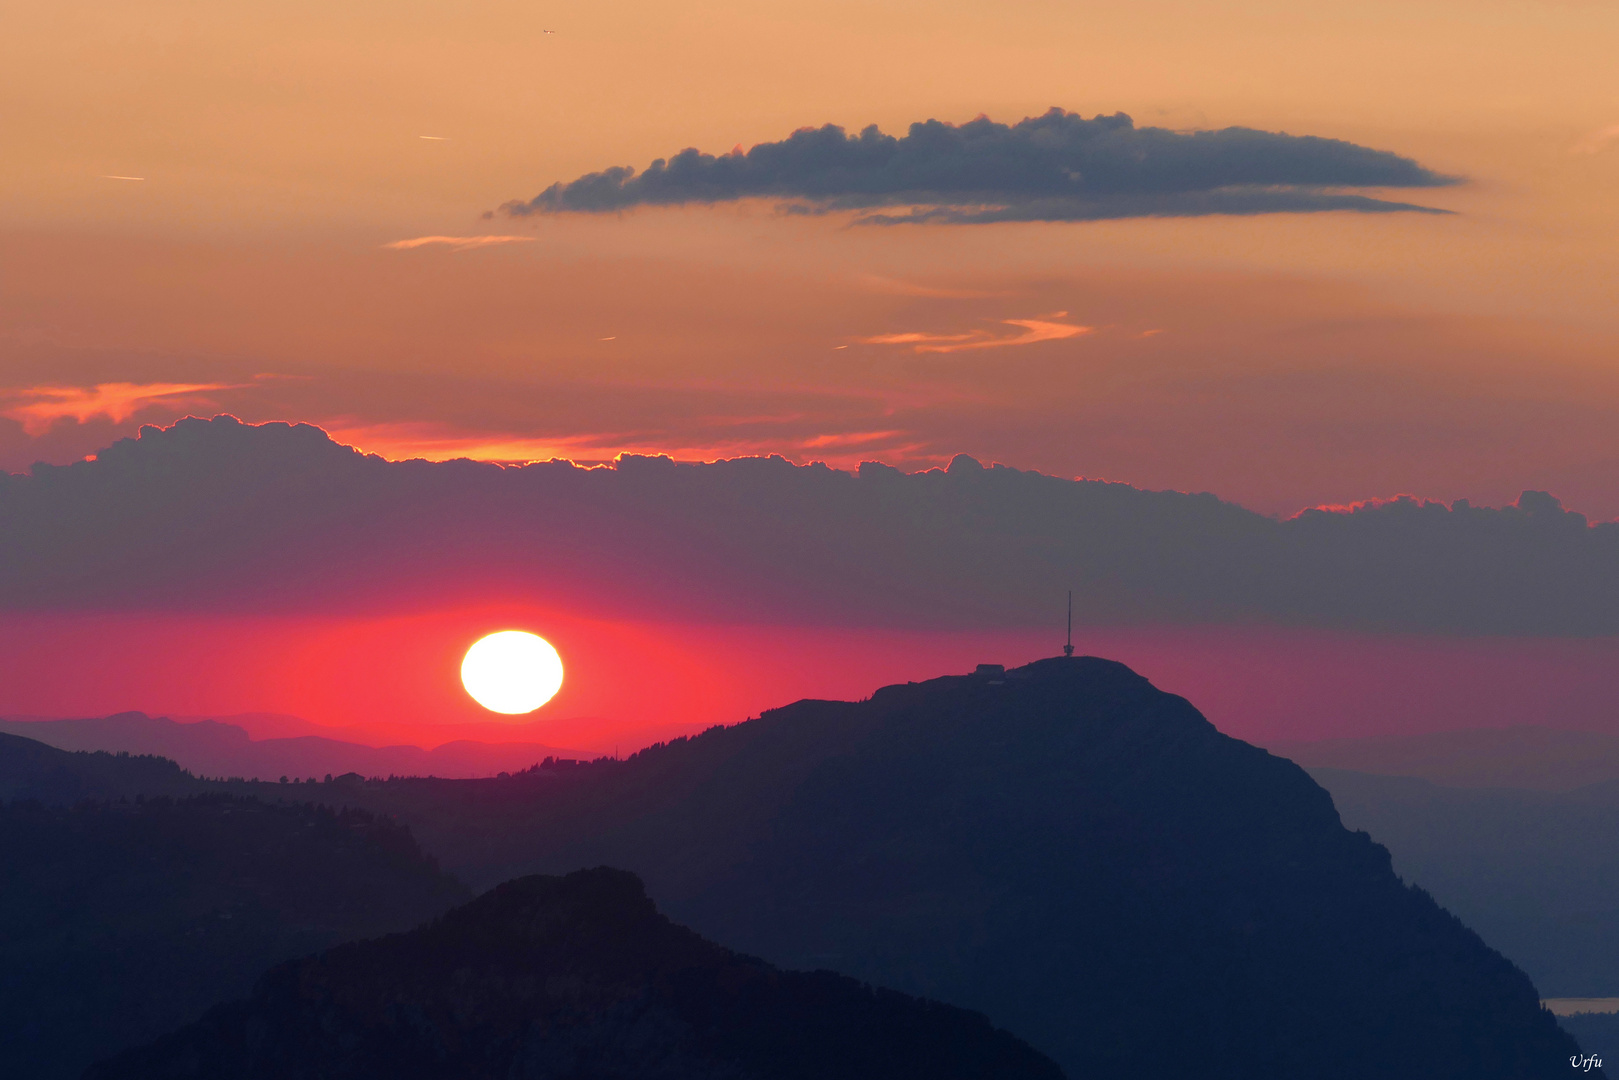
left=87, top=867, right=1063, bottom=1080
left=0, top=792, right=469, bottom=1080
left=301, top=656, right=1589, bottom=1079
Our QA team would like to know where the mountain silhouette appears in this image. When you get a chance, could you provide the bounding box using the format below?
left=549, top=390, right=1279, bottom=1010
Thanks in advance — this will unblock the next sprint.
left=0, top=793, right=468, bottom=1079
left=0, top=729, right=203, bottom=804
left=1314, top=766, right=1619, bottom=999
left=86, top=867, right=1063, bottom=1080
left=316, top=657, right=1592, bottom=1079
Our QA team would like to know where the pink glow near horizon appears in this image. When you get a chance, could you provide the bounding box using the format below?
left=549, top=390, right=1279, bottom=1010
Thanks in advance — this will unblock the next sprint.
left=4, top=608, right=1618, bottom=755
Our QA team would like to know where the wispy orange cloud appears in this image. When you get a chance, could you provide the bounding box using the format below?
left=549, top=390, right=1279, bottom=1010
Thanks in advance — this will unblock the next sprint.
left=859, top=314, right=1092, bottom=354
left=799, top=429, right=905, bottom=449
left=383, top=235, right=535, bottom=252
left=861, top=331, right=975, bottom=347
left=321, top=421, right=929, bottom=472
left=2, top=383, right=233, bottom=435
left=1292, top=494, right=1447, bottom=518
left=323, top=422, right=599, bottom=465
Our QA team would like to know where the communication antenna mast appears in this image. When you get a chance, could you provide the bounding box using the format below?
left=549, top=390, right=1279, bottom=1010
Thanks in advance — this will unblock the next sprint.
left=1063, top=590, right=1074, bottom=657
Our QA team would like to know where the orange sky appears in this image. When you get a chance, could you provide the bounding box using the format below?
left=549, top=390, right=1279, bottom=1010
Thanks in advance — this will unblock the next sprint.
left=7, top=0, right=1619, bottom=746
left=4, top=0, right=1619, bottom=520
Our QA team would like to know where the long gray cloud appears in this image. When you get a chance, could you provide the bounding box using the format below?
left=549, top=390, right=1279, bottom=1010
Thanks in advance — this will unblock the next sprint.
left=2, top=417, right=1615, bottom=636
left=499, top=109, right=1459, bottom=223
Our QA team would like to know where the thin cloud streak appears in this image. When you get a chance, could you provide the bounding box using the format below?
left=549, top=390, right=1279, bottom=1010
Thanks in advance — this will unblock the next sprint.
left=383, top=236, right=535, bottom=251
left=799, top=429, right=906, bottom=449
left=1, top=383, right=234, bottom=435
left=862, top=332, right=975, bottom=346
left=860, top=315, right=1092, bottom=353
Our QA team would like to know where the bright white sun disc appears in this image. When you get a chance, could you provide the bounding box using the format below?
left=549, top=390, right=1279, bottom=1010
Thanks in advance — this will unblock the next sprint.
left=461, top=631, right=564, bottom=714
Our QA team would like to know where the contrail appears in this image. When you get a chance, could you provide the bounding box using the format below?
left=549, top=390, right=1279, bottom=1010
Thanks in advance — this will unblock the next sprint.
left=419, top=135, right=448, bottom=141
left=101, top=175, right=145, bottom=181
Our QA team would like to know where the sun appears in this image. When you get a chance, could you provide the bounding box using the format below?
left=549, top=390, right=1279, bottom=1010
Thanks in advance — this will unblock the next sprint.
left=460, top=631, right=564, bottom=714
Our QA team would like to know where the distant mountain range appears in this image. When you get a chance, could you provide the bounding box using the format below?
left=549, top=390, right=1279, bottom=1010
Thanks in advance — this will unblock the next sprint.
left=0, top=712, right=594, bottom=782
left=1279, top=725, right=1619, bottom=1018
left=88, top=868, right=1062, bottom=1080
left=1267, top=726, right=1619, bottom=1006
left=1311, top=766, right=1619, bottom=1000
left=1273, top=726, right=1619, bottom=792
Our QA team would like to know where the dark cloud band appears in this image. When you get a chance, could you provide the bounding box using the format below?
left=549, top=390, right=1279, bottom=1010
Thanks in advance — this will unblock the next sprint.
left=3, top=418, right=1613, bottom=636
left=499, top=109, right=1459, bottom=223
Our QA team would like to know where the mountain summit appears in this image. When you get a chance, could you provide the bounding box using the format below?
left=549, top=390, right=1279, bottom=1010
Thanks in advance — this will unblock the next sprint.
left=87, top=867, right=1061, bottom=1080
left=337, top=656, right=1592, bottom=1078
